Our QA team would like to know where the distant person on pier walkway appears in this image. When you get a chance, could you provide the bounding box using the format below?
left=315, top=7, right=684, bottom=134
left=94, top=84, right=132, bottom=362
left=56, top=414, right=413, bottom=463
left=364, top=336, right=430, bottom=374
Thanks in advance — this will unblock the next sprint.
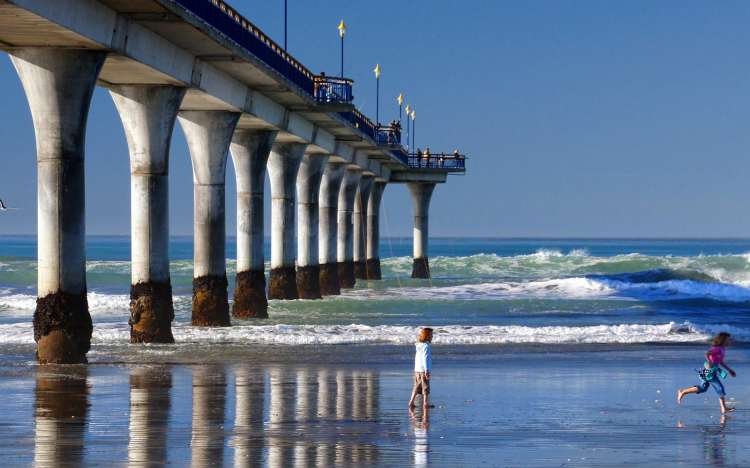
left=677, top=332, right=737, bottom=414
left=314, top=71, right=326, bottom=101
left=453, top=149, right=464, bottom=168
left=408, top=327, right=434, bottom=411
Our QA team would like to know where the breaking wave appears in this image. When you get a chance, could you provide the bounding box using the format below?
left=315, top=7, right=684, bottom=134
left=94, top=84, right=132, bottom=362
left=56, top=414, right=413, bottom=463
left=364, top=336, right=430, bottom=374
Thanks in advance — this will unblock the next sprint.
left=0, top=292, right=192, bottom=317
left=380, top=250, right=750, bottom=285
left=0, top=321, right=743, bottom=346
left=346, top=268, right=750, bottom=303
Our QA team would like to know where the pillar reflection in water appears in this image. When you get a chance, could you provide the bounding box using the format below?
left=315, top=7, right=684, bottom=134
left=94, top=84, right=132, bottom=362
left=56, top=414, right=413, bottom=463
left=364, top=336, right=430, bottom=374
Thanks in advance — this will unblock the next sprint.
left=128, top=366, right=172, bottom=467
left=331, top=369, right=380, bottom=465
left=333, top=370, right=351, bottom=465
left=293, top=368, right=318, bottom=467
left=227, top=366, right=381, bottom=467
left=335, top=370, right=349, bottom=421
left=267, top=367, right=294, bottom=468
left=33, top=367, right=89, bottom=467
left=365, top=371, right=380, bottom=463
left=366, top=371, right=379, bottom=420
left=352, top=371, right=379, bottom=464
left=191, top=366, right=227, bottom=467
left=232, top=367, right=265, bottom=467
left=352, top=371, right=365, bottom=420
left=315, top=369, right=335, bottom=466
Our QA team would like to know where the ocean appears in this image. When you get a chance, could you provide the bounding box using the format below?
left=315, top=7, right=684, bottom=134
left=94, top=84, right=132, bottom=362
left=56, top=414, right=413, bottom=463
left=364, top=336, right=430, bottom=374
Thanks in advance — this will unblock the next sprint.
left=2, top=237, right=750, bottom=355
left=2, top=237, right=750, bottom=466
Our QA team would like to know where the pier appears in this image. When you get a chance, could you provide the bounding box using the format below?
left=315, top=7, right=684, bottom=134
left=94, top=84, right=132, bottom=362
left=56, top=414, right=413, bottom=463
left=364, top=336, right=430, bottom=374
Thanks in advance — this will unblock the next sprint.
left=0, top=0, right=467, bottom=363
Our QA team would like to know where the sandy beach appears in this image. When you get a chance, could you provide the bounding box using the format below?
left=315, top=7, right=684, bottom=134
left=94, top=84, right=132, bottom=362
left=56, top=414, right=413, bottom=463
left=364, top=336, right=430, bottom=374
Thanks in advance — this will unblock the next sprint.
left=0, top=344, right=748, bottom=466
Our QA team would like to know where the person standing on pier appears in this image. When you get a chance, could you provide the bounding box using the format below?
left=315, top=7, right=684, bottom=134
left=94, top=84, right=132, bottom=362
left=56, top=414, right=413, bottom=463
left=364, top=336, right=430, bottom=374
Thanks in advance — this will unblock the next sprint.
left=409, top=327, right=434, bottom=411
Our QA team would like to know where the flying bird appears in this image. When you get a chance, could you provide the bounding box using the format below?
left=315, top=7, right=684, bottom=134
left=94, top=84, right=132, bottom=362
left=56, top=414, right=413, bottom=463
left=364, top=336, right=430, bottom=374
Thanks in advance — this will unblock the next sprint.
left=0, top=199, right=18, bottom=211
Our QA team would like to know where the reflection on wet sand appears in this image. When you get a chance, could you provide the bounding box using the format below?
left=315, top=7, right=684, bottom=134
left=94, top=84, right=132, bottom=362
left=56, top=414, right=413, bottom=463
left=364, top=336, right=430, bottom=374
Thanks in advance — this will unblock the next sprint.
left=410, top=408, right=430, bottom=467
left=191, top=366, right=227, bottom=467
left=20, top=360, right=750, bottom=466
left=32, top=365, right=381, bottom=466
left=267, top=367, right=294, bottom=467
left=703, top=415, right=728, bottom=467
left=233, top=367, right=264, bottom=467
left=128, top=367, right=171, bottom=467
left=315, top=369, right=334, bottom=466
left=34, top=367, right=89, bottom=467
left=261, top=367, right=380, bottom=467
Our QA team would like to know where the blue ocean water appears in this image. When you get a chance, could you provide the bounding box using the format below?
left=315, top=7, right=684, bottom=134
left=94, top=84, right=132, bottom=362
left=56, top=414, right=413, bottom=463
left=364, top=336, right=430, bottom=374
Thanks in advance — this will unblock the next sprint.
left=2, top=236, right=750, bottom=352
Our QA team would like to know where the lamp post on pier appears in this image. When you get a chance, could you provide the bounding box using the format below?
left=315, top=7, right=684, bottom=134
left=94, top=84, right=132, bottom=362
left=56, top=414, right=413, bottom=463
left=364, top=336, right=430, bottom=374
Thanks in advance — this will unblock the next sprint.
left=397, top=93, right=403, bottom=123
left=411, top=109, right=416, bottom=151
left=374, top=64, right=381, bottom=125
left=405, top=104, right=411, bottom=151
left=284, top=0, right=288, bottom=50
left=338, top=20, right=346, bottom=77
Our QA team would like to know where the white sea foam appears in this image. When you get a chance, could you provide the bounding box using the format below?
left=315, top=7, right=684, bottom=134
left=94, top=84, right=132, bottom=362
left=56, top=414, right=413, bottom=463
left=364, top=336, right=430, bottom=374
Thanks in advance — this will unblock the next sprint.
left=0, top=321, right=743, bottom=346
left=527, top=249, right=563, bottom=259
left=0, top=292, right=192, bottom=317
left=345, top=277, right=618, bottom=301
left=0, top=293, right=37, bottom=312
left=5, top=249, right=750, bottom=284
left=597, top=278, right=750, bottom=302
left=2, top=276, right=749, bottom=314
left=343, top=276, right=750, bottom=303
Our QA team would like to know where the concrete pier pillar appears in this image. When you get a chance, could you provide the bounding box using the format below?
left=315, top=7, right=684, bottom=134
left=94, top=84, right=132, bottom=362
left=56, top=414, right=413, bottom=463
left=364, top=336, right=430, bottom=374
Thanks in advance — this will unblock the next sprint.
left=408, top=182, right=436, bottom=278
left=318, top=162, right=347, bottom=296
left=110, top=85, right=185, bottom=343
left=366, top=182, right=387, bottom=280
left=178, top=111, right=240, bottom=326
left=10, top=48, right=105, bottom=363
left=230, top=130, right=277, bottom=318
left=337, top=169, right=362, bottom=289
left=353, top=175, right=374, bottom=280
left=296, top=153, right=329, bottom=299
left=267, top=142, right=307, bottom=299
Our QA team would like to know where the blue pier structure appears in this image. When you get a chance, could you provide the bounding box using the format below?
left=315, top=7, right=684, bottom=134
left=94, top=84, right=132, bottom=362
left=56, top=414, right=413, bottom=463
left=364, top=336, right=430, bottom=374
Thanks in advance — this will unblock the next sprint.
left=173, top=0, right=466, bottom=172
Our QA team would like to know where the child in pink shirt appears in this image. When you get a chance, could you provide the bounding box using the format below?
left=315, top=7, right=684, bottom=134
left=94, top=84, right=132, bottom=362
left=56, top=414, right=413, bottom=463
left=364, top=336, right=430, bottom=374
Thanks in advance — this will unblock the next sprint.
left=678, top=332, right=737, bottom=414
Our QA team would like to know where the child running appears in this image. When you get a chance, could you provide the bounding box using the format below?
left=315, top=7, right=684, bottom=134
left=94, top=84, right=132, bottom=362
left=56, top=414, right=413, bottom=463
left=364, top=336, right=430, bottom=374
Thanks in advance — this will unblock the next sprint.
left=408, top=327, right=433, bottom=411
left=677, top=332, right=737, bottom=414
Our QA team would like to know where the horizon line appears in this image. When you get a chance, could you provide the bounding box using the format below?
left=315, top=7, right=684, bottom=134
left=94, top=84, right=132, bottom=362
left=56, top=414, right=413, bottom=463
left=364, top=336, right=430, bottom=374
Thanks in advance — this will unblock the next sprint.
left=4, top=234, right=750, bottom=241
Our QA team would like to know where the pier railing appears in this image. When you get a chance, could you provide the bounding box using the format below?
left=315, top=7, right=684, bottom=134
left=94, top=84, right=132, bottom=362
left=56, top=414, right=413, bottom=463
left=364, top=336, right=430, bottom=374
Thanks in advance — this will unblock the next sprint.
left=313, top=76, right=353, bottom=104
left=175, top=0, right=316, bottom=94
left=391, top=147, right=409, bottom=165
left=376, top=125, right=402, bottom=146
left=173, top=0, right=426, bottom=168
left=408, top=153, right=467, bottom=171
left=339, top=109, right=377, bottom=141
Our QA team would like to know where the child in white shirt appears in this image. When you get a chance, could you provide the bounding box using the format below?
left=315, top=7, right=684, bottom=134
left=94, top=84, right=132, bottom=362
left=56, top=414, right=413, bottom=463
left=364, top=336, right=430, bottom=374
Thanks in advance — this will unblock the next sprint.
left=408, top=327, right=433, bottom=411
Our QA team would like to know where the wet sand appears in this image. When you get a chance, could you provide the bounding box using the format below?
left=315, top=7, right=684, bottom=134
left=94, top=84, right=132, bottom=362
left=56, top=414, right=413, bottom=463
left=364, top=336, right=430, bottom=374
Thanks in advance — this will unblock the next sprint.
left=0, top=345, right=749, bottom=466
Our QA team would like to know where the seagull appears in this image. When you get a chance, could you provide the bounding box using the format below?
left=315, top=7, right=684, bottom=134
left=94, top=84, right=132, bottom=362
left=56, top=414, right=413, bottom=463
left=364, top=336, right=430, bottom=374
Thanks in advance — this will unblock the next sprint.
left=0, top=199, right=18, bottom=211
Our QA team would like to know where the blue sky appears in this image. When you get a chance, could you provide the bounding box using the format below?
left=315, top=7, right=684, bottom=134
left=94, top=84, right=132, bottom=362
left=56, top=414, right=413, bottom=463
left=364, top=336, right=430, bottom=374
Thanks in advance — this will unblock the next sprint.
left=2, top=1, right=750, bottom=237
